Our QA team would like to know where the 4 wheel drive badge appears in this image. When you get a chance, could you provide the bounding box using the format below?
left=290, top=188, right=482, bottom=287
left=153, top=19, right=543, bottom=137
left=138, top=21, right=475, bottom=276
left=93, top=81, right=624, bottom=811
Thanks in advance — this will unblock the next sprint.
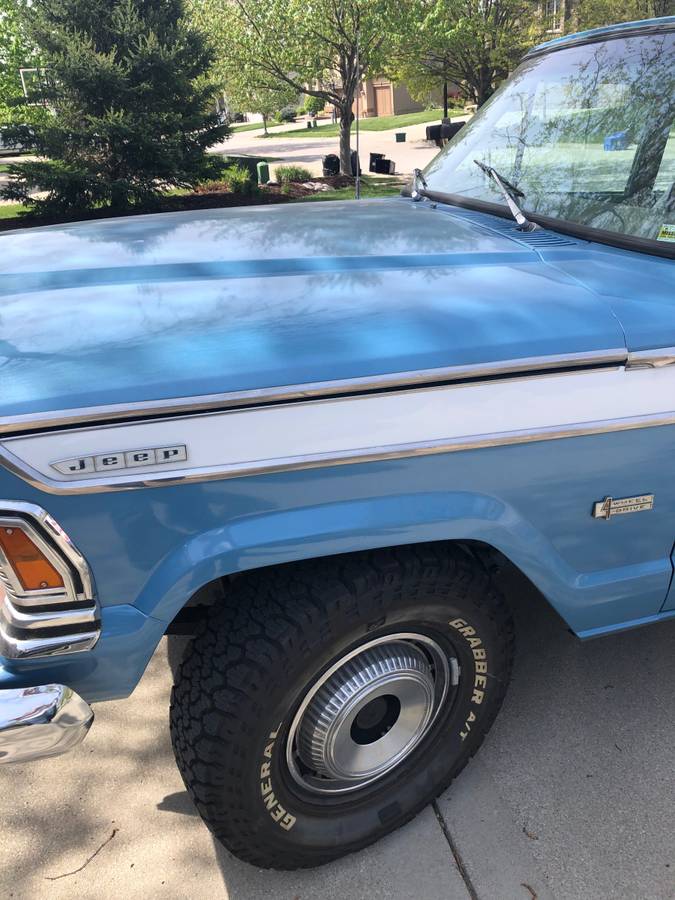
left=51, top=444, right=188, bottom=476
left=592, top=494, right=654, bottom=520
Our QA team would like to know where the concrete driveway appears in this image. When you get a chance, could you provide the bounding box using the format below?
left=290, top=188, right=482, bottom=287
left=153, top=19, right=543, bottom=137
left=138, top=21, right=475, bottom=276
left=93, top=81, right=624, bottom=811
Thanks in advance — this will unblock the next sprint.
left=1, top=569, right=674, bottom=900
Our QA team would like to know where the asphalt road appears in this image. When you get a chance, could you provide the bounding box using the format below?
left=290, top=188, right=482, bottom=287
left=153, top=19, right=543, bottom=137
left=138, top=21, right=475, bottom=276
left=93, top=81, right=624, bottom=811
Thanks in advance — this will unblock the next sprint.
left=1, top=568, right=674, bottom=900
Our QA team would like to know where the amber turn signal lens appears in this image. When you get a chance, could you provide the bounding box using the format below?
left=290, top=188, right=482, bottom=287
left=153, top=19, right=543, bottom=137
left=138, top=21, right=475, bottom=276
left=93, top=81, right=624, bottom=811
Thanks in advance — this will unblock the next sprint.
left=0, top=526, right=64, bottom=591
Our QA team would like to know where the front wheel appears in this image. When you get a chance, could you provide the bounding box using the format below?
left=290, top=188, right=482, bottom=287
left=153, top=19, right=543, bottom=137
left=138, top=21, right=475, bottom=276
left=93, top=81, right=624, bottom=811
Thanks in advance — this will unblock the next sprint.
left=170, top=544, right=514, bottom=869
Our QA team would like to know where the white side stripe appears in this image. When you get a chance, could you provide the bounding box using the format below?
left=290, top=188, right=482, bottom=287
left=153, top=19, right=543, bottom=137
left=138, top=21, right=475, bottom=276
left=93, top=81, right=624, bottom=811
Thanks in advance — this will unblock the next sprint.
left=1, top=366, right=674, bottom=494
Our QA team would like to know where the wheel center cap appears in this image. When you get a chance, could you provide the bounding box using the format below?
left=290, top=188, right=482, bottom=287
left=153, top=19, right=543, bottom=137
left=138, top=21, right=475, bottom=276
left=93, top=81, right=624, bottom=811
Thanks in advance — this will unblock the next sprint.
left=351, top=694, right=401, bottom=743
left=297, top=642, right=435, bottom=782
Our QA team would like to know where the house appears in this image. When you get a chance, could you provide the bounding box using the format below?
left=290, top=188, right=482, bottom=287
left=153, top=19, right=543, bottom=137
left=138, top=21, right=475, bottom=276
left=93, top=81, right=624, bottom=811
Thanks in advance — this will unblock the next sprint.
left=354, top=79, right=424, bottom=117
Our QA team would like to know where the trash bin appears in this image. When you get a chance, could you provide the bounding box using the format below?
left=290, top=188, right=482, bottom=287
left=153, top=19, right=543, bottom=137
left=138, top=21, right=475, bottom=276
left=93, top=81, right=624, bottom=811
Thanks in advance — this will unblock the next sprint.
left=604, top=131, right=628, bottom=151
left=395, top=132, right=406, bottom=142
left=312, top=119, right=318, bottom=128
left=322, top=154, right=340, bottom=176
left=441, top=122, right=465, bottom=141
left=351, top=150, right=361, bottom=176
left=369, top=152, right=384, bottom=172
left=306, top=120, right=312, bottom=129
left=372, top=156, right=395, bottom=174
left=256, top=160, right=270, bottom=184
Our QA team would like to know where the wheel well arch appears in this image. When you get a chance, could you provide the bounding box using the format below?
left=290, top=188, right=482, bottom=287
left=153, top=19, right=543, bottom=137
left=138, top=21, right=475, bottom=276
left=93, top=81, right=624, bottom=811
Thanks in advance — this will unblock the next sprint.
left=165, top=538, right=542, bottom=635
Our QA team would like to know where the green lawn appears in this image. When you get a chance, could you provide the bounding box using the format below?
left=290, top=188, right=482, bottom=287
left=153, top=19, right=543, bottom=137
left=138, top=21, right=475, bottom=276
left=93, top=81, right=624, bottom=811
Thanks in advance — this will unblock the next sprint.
left=260, top=108, right=461, bottom=139
left=230, top=121, right=265, bottom=133
left=297, top=176, right=404, bottom=202
left=0, top=203, right=22, bottom=220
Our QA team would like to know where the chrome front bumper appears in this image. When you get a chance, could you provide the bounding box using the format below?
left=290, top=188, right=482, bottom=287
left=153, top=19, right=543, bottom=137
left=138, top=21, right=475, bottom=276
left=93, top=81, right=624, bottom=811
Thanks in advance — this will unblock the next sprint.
left=0, top=684, right=93, bottom=764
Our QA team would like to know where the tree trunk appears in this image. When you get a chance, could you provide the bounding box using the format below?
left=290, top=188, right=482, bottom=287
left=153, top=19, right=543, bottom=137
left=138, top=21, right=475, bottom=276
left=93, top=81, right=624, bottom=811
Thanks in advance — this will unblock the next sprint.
left=443, top=80, right=448, bottom=119
left=338, top=105, right=352, bottom=176
left=476, top=63, right=492, bottom=107
left=262, top=113, right=268, bottom=136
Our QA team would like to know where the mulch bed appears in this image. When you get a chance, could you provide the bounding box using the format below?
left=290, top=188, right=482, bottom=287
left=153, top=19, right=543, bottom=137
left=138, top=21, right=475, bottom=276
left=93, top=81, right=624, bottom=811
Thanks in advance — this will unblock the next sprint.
left=0, top=175, right=361, bottom=232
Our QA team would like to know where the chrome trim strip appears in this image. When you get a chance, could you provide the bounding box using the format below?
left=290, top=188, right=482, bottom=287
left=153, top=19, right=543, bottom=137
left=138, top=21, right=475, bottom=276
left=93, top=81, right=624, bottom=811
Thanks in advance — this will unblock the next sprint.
left=0, top=594, right=98, bottom=632
left=1, top=409, right=674, bottom=496
left=0, top=348, right=627, bottom=437
left=626, top=348, right=675, bottom=369
left=0, top=627, right=99, bottom=659
left=0, top=684, right=93, bottom=763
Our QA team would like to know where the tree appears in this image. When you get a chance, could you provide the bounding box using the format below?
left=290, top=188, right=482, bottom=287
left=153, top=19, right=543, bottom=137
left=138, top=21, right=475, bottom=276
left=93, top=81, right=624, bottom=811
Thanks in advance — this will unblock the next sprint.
left=571, top=0, right=674, bottom=30
left=241, top=83, right=298, bottom=134
left=193, top=0, right=399, bottom=175
left=303, top=94, right=326, bottom=117
left=390, top=0, right=532, bottom=110
left=1, top=0, right=228, bottom=215
left=0, top=0, right=46, bottom=128
left=206, top=57, right=298, bottom=135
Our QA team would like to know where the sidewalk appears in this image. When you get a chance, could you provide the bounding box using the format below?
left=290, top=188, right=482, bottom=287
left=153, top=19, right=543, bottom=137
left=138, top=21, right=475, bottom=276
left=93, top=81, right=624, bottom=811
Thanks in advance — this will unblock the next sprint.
left=2, top=565, right=673, bottom=899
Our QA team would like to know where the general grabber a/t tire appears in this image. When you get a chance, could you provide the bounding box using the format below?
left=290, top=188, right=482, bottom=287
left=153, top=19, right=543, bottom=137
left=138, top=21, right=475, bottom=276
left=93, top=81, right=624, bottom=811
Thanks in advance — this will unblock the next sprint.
left=170, top=544, right=514, bottom=869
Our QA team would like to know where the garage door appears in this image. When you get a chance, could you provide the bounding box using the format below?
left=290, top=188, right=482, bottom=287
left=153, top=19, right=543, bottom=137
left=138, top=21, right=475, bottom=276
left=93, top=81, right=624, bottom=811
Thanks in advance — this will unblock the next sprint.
left=374, top=85, right=393, bottom=117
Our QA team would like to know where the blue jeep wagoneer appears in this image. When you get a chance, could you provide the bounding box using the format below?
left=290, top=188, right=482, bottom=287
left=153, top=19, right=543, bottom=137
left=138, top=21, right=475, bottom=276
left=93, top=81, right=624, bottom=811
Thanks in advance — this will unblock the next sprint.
left=0, top=16, right=673, bottom=869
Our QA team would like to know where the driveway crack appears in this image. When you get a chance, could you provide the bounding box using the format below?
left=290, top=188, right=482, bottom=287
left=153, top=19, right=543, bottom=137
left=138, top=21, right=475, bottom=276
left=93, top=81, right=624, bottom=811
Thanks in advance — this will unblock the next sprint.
left=432, top=800, right=480, bottom=900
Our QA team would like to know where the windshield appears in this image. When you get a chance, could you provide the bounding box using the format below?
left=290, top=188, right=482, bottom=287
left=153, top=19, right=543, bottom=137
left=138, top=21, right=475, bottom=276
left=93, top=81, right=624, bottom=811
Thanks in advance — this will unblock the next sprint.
left=424, top=29, right=675, bottom=248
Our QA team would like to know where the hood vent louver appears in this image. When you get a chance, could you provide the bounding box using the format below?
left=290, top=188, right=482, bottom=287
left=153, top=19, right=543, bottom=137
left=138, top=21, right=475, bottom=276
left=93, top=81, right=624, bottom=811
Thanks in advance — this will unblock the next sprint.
left=453, top=209, right=579, bottom=248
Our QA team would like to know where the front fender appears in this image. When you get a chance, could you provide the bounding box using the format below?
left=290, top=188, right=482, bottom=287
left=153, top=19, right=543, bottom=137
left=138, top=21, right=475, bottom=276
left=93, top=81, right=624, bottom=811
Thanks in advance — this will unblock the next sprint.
left=133, top=490, right=668, bottom=636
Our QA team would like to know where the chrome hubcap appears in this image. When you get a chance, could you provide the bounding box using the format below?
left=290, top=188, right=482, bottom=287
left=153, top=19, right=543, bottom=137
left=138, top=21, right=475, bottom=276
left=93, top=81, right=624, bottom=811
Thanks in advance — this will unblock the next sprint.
left=287, top=634, right=456, bottom=794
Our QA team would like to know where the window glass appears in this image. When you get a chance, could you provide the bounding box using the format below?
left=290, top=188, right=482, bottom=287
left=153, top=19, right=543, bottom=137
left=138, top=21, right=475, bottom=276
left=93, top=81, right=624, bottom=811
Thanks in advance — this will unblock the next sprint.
left=425, top=31, right=675, bottom=245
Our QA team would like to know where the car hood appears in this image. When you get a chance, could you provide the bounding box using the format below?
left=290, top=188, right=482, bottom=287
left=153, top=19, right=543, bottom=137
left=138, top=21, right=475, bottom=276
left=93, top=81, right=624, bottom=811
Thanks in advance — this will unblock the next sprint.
left=0, top=199, right=626, bottom=419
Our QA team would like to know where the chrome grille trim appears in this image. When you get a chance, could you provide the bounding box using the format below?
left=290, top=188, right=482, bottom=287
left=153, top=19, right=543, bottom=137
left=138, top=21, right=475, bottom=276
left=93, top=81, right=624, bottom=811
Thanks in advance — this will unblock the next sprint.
left=0, top=502, right=99, bottom=659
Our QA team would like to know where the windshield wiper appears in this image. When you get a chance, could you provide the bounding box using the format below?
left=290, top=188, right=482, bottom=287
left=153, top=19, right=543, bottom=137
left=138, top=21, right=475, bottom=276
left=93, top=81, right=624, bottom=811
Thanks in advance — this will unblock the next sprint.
left=473, top=160, right=538, bottom=232
left=410, top=168, right=428, bottom=201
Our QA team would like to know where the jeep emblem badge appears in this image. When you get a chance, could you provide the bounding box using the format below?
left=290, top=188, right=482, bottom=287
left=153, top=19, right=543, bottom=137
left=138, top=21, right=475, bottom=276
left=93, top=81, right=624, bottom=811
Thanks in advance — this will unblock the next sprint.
left=51, top=445, right=188, bottom=476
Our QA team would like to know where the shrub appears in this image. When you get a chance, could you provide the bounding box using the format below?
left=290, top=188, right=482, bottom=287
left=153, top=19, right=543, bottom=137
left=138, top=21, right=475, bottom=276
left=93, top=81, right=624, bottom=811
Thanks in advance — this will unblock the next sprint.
left=276, top=165, right=313, bottom=184
left=220, top=155, right=264, bottom=178
left=197, top=163, right=255, bottom=195
left=278, top=105, right=298, bottom=123
left=221, top=163, right=254, bottom=194
left=303, top=95, right=325, bottom=117
left=1, top=0, right=227, bottom=215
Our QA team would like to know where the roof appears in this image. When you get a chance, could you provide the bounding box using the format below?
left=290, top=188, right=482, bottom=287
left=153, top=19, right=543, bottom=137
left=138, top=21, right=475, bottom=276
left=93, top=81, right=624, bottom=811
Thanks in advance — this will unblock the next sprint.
left=526, top=15, right=675, bottom=58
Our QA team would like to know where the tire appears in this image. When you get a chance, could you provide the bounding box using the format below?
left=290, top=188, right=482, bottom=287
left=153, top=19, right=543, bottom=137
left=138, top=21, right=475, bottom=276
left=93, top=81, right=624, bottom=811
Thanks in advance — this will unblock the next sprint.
left=170, top=543, right=514, bottom=870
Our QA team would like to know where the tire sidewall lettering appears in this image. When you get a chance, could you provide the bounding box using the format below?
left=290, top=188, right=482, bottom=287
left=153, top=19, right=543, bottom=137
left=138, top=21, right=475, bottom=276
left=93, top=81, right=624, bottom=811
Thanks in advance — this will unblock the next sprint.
left=258, top=724, right=297, bottom=831
left=448, top=616, right=490, bottom=740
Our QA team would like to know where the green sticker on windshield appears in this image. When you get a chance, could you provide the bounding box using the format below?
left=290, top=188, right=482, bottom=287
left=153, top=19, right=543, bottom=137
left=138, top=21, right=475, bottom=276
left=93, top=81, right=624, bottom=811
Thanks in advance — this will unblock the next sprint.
left=657, top=224, right=675, bottom=242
